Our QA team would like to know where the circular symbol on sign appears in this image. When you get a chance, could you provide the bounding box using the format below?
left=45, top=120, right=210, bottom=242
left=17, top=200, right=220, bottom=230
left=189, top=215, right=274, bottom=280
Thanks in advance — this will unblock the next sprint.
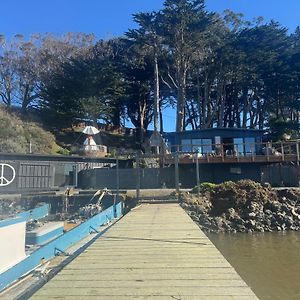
left=0, top=164, right=16, bottom=187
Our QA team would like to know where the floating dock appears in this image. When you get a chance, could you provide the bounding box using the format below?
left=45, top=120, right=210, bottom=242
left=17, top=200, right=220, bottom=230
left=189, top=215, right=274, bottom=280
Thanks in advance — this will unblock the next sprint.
left=31, top=204, right=259, bottom=299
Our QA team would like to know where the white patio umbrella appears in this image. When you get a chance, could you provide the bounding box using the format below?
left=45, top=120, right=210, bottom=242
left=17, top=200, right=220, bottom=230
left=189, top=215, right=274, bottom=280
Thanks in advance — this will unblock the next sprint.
left=82, top=126, right=100, bottom=135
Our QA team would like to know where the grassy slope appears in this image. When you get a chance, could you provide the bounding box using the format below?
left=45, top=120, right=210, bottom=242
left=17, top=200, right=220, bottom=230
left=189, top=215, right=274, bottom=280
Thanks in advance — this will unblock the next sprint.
left=0, top=107, right=140, bottom=155
left=0, top=107, right=63, bottom=154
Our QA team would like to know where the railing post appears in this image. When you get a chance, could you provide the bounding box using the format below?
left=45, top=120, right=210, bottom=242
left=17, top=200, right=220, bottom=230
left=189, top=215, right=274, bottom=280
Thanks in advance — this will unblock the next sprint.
left=266, top=143, right=270, bottom=162
left=113, top=194, right=117, bottom=218
left=296, top=142, right=300, bottom=187
left=281, top=142, right=285, bottom=161
left=221, top=145, right=224, bottom=162
left=136, top=155, right=140, bottom=202
left=251, top=145, right=255, bottom=162
left=116, top=155, right=119, bottom=208
left=175, top=153, right=180, bottom=194
left=236, top=144, right=239, bottom=162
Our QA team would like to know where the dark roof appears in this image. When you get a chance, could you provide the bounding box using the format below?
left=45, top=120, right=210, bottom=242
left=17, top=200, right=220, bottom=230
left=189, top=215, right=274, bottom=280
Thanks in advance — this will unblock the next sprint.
left=164, top=127, right=265, bottom=135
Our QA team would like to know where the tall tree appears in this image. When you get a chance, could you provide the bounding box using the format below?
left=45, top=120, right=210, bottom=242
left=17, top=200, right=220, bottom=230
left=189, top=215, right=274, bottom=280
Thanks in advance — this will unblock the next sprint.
left=161, top=0, right=213, bottom=132
left=126, top=12, right=163, bottom=133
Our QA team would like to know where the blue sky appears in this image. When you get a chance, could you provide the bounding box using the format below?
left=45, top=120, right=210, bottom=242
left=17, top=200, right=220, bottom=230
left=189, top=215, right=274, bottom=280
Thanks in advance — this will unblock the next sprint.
left=1, top=0, right=299, bottom=131
left=1, top=0, right=299, bottom=39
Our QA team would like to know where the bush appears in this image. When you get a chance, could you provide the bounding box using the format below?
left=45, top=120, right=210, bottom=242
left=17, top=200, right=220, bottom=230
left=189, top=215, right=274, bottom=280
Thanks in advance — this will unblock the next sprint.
left=210, top=179, right=277, bottom=216
left=191, top=182, right=217, bottom=194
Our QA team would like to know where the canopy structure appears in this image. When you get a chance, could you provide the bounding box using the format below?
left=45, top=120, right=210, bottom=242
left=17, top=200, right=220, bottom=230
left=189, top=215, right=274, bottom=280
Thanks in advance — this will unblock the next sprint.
left=82, top=126, right=100, bottom=135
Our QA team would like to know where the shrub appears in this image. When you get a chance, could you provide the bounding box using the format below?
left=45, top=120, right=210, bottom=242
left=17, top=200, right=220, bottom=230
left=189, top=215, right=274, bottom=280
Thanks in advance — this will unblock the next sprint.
left=191, top=182, right=217, bottom=194
left=210, top=179, right=278, bottom=216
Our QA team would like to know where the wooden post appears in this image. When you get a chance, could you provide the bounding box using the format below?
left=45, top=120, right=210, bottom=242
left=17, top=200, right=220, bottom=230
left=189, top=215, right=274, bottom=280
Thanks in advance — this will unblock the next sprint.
left=175, top=153, right=180, bottom=194
left=281, top=142, right=285, bottom=161
left=296, top=142, right=300, bottom=187
left=266, top=143, right=270, bottom=162
left=113, top=194, right=117, bottom=218
left=116, top=156, right=120, bottom=209
left=221, top=144, right=225, bottom=162
left=72, top=165, right=78, bottom=187
left=136, top=156, right=140, bottom=202
left=236, top=144, right=239, bottom=162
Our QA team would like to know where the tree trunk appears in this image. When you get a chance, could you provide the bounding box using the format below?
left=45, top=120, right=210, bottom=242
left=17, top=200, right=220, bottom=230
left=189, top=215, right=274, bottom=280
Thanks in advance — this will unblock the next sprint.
left=176, top=80, right=186, bottom=132
left=159, top=100, right=164, bottom=133
left=153, top=47, right=160, bottom=133
left=111, top=104, right=121, bottom=127
left=196, top=71, right=202, bottom=128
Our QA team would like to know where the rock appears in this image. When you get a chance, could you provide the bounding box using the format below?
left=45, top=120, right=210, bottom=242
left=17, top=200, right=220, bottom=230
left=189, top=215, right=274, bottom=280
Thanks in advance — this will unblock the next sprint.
left=249, top=219, right=256, bottom=227
left=180, top=184, right=300, bottom=233
left=181, top=203, right=189, bottom=210
left=248, top=212, right=256, bottom=218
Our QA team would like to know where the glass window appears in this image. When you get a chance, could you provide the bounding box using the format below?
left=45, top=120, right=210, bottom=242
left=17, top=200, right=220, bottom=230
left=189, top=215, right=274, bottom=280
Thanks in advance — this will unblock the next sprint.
left=244, top=137, right=256, bottom=156
left=201, top=139, right=212, bottom=154
left=192, top=139, right=202, bottom=153
left=234, top=138, right=244, bottom=156
left=181, top=139, right=192, bottom=152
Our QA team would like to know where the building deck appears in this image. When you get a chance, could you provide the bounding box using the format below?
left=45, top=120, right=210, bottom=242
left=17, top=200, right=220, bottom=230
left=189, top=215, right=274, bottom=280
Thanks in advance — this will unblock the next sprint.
left=165, top=154, right=299, bottom=165
left=31, top=204, right=259, bottom=300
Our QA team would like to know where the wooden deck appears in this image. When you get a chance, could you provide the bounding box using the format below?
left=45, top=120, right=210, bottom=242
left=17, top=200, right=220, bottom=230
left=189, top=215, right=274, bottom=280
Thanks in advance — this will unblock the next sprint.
left=31, top=204, right=259, bottom=300
left=165, top=154, right=299, bottom=165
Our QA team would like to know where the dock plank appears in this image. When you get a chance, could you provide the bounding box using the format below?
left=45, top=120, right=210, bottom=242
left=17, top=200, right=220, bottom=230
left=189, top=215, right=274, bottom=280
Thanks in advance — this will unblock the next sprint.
left=31, top=204, right=259, bottom=299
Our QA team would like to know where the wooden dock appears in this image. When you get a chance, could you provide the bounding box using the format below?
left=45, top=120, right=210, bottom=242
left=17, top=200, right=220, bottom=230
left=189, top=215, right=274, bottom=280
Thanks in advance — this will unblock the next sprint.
left=31, top=204, right=259, bottom=299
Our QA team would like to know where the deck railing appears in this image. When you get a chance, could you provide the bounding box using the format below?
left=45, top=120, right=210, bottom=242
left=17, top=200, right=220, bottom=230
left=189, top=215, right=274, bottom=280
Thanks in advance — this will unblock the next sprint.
left=163, top=141, right=300, bottom=164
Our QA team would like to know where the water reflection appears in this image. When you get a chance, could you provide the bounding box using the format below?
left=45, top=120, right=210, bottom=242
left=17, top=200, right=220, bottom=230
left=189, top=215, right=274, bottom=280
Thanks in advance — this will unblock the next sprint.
left=208, top=232, right=300, bottom=300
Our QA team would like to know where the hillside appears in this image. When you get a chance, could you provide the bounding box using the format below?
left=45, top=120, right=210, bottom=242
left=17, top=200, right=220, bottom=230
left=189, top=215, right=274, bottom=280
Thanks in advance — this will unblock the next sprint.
left=54, top=127, right=141, bottom=155
left=0, top=108, right=63, bottom=155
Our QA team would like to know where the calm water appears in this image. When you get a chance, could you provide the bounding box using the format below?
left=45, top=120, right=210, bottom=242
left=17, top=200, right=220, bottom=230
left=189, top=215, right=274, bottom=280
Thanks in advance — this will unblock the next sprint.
left=208, top=232, right=300, bottom=300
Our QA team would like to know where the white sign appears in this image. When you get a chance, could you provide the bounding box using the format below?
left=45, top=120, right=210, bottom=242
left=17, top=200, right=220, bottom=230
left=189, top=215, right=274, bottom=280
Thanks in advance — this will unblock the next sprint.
left=0, top=164, right=16, bottom=187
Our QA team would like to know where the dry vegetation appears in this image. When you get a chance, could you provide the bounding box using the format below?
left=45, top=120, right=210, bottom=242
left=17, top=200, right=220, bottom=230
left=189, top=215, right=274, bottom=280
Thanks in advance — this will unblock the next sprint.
left=0, top=107, right=62, bottom=154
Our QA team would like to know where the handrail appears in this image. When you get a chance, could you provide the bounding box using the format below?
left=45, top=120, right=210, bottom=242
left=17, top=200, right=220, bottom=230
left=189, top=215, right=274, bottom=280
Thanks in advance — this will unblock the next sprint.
left=166, top=141, right=300, bottom=156
left=156, top=141, right=300, bottom=164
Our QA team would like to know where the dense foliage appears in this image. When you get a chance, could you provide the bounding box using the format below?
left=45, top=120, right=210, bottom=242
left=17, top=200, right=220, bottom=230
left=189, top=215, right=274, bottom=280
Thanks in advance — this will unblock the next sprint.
left=0, top=0, right=299, bottom=139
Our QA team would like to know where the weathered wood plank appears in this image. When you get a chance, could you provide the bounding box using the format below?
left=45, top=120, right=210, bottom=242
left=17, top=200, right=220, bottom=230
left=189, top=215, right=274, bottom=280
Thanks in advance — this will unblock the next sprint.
left=31, top=204, right=259, bottom=299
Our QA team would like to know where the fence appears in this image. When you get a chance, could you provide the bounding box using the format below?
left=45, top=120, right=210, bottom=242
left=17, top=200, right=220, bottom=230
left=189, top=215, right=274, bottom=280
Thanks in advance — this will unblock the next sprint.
left=0, top=153, right=131, bottom=193
left=78, top=150, right=300, bottom=196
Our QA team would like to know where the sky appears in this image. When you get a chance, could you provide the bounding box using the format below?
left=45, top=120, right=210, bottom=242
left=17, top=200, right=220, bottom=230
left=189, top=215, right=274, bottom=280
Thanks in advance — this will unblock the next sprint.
left=1, top=0, right=299, bottom=131
left=1, top=0, right=300, bottom=39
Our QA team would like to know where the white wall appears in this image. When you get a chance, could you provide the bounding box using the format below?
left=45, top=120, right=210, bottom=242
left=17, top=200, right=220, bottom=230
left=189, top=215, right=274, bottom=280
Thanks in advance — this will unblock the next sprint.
left=0, top=220, right=26, bottom=273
